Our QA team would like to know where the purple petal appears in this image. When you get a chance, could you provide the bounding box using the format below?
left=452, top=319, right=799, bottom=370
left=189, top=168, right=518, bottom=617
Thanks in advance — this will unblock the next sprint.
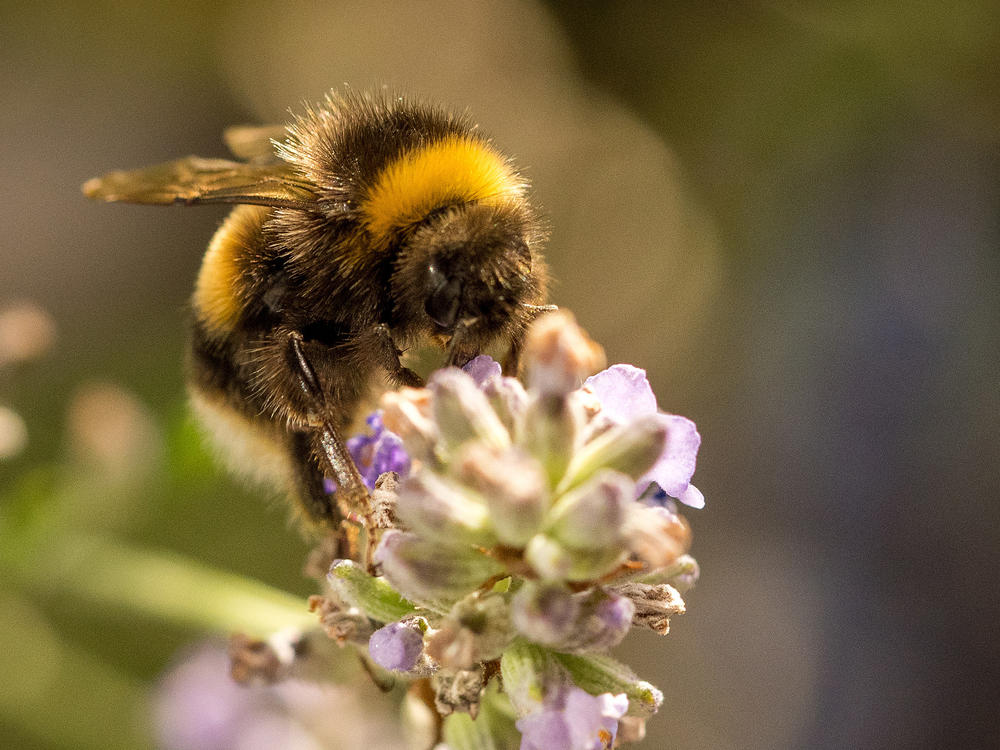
left=368, top=621, right=424, bottom=672
left=517, top=710, right=573, bottom=750
left=463, top=355, right=503, bottom=387
left=369, top=430, right=411, bottom=480
left=154, top=645, right=246, bottom=750
left=345, top=410, right=411, bottom=490
left=642, top=413, right=701, bottom=503
left=564, top=689, right=629, bottom=749
left=678, top=483, right=705, bottom=510
left=584, top=365, right=657, bottom=423
left=517, top=686, right=628, bottom=750
left=347, top=432, right=374, bottom=459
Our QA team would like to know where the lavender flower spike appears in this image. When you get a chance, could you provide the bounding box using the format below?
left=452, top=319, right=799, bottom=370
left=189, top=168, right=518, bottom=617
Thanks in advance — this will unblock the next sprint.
left=584, top=364, right=704, bottom=508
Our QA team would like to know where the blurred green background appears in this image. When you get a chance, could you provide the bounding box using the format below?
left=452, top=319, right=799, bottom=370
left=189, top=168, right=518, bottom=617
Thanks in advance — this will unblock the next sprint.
left=2, top=1, right=998, bottom=748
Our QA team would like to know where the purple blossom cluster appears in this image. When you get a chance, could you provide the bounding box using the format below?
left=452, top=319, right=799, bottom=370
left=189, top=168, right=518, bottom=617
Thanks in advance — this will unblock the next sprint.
left=324, top=411, right=411, bottom=494
left=318, top=312, right=703, bottom=749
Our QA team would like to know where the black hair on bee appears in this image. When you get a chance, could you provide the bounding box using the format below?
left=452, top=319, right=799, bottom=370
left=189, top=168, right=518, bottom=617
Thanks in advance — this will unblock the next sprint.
left=83, top=90, right=550, bottom=530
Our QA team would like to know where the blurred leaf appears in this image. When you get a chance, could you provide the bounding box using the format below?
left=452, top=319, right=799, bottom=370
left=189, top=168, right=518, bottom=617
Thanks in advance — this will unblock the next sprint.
left=0, top=590, right=151, bottom=749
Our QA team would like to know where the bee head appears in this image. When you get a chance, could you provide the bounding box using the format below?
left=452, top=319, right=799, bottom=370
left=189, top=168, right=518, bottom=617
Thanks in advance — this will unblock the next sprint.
left=391, top=202, right=545, bottom=343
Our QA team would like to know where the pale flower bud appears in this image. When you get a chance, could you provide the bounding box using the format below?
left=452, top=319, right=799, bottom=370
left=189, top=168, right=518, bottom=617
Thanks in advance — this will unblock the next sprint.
left=381, top=386, right=437, bottom=460
left=454, top=442, right=547, bottom=547
left=522, top=310, right=605, bottom=397
left=623, top=505, right=691, bottom=569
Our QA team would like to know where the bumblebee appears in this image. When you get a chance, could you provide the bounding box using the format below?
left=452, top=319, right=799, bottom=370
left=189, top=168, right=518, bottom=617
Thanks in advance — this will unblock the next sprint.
left=83, top=91, right=549, bottom=528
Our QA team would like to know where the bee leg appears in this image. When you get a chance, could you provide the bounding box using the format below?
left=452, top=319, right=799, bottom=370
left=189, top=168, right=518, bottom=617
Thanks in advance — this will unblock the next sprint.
left=502, top=333, right=525, bottom=376
left=287, top=331, right=369, bottom=519
left=445, top=318, right=480, bottom=368
left=503, top=304, right=558, bottom=375
left=288, top=430, right=340, bottom=525
left=366, top=323, right=425, bottom=388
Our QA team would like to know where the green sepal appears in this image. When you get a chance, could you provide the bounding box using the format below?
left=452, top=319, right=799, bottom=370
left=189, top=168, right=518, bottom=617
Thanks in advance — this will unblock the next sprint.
left=553, top=652, right=663, bottom=717
left=499, top=640, right=558, bottom=714
left=328, top=559, right=419, bottom=624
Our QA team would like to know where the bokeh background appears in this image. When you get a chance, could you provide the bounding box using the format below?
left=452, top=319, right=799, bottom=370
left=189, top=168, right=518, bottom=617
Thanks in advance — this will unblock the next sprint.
left=2, top=1, right=998, bottom=748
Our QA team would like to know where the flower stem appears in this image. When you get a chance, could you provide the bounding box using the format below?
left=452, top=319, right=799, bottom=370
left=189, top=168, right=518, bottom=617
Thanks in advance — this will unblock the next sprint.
left=13, top=534, right=314, bottom=636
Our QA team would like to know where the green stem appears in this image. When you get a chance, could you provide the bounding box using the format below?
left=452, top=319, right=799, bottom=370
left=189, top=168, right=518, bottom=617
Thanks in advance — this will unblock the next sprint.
left=13, top=534, right=314, bottom=637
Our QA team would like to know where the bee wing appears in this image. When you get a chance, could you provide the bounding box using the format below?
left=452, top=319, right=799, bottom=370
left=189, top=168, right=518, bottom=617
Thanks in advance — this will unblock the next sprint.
left=222, top=124, right=288, bottom=163
left=81, top=157, right=319, bottom=211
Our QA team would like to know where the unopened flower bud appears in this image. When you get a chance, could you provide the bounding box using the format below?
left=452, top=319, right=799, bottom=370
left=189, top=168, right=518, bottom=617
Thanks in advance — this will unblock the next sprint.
left=396, top=472, right=496, bottom=547
left=559, top=414, right=668, bottom=494
left=510, top=583, right=580, bottom=646
left=512, top=584, right=634, bottom=653
left=547, top=470, right=631, bottom=550
left=524, top=533, right=626, bottom=582
left=521, top=393, right=579, bottom=487
left=429, top=368, right=511, bottom=455
left=368, top=619, right=427, bottom=673
left=374, top=531, right=504, bottom=611
left=381, top=386, right=437, bottom=461
left=523, top=310, right=605, bottom=397
left=623, top=505, right=691, bottom=569
left=454, top=442, right=547, bottom=547
left=578, top=591, right=635, bottom=651
left=523, top=534, right=573, bottom=581
left=482, top=373, right=529, bottom=437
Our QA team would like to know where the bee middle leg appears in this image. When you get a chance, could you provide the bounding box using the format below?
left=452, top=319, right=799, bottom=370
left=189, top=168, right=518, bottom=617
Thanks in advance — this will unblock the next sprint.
left=288, top=430, right=340, bottom=525
left=285, top=331, right=369, bottom=519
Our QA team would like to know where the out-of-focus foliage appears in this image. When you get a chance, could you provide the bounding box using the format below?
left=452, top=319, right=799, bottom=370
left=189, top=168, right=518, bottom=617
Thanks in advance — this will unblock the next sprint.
left=1, top=1, right=997, bottom=748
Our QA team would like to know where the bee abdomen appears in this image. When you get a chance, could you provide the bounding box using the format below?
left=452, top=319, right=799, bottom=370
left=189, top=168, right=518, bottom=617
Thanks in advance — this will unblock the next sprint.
left=193, top=205, right=272, bottom=338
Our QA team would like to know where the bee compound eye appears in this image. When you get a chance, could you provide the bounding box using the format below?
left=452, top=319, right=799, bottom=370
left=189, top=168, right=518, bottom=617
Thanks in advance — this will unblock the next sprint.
left=424, top=271, right=462, bottom=329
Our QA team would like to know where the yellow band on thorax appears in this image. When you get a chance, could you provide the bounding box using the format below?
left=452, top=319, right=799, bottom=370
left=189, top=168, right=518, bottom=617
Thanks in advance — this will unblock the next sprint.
left=360, top=134, right=523, bottom=243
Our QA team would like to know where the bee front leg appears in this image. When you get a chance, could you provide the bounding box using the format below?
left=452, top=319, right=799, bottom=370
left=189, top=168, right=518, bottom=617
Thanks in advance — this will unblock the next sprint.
left=502, top=332, right=525, bottom=377
left=445, top=318, right=481, bottom=368
left=503, top=304, right=558, bottom=375
left=364, top=323, right=425, bottom=388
